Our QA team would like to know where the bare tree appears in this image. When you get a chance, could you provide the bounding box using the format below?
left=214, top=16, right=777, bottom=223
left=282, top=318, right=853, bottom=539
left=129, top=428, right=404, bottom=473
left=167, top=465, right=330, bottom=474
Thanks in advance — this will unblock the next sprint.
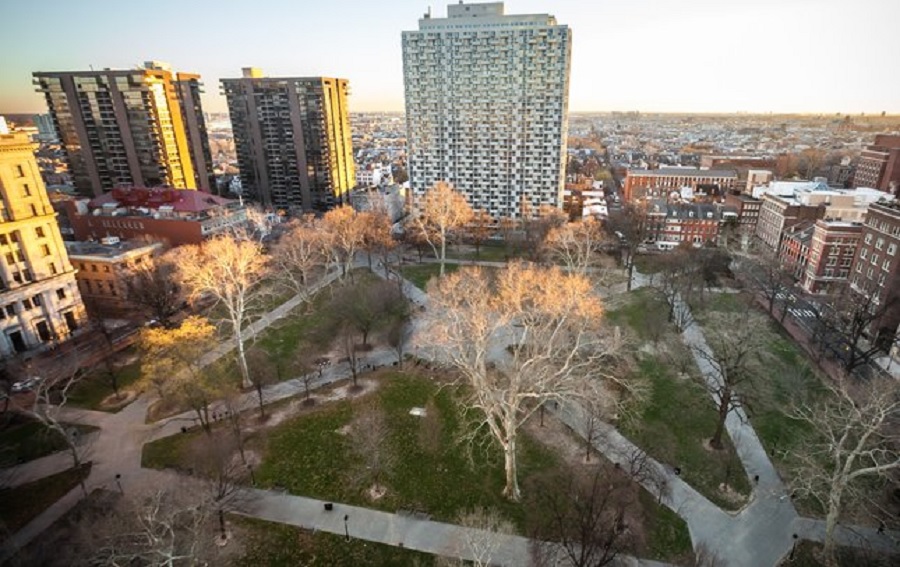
left=657, top=248, right=700, bottom=332
left=426, top=263, right=630, bottom=500
left=331, top=279, right=408, bottom=347
left=244, top=346, right=280, bottom=418
left=321, top=205, right=367, bottom=279
left=443, top=507, right=516, bottom=567
left=91, top=485, right=216, bottom=565
left=733, top=251, right=793, bottom=319
left=348, top=401, right=393, bottom=491
left=172, top=233, right=270, bottom=389
left=605, top=201, right=650, bottom=291
left=359, top=208, right=396, bottom=274
left=820, top=281, right=897, bottom=373
left=269, top=215, right=329, bottom=297
left=468, top=209, right=493, bottom=259
left=123, top=252, right=182, bottom=326
left=545, top=218, right=607, bottom=275
left=519, top=200, right=567, bottom=263
left=20, top=359, right=91, bottom=495
left=691, top=312, right=769, bottom=450
left=414, top=181, right=474, bottom=276
left=789, top=376, right=900, bottom=565
left=527, top=467, right=635, bottom=567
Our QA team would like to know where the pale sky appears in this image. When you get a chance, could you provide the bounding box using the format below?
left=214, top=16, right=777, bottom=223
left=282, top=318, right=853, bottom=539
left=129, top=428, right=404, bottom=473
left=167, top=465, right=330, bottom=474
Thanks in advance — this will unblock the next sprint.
left=1, top=0, right=898, bottom=115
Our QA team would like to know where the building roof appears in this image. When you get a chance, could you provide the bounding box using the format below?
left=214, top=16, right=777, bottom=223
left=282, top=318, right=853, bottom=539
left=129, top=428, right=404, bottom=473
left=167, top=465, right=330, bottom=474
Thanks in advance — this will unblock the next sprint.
left=88, top=187, right=235, bottom=214
left=65, top=239, right=161, bottom=261
left=629, top=167, right=737, bottom=178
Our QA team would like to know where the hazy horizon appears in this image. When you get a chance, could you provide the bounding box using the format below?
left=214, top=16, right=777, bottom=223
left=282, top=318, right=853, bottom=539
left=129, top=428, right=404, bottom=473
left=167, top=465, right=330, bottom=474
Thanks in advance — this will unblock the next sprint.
left=2, top=0, right=898, bottom=116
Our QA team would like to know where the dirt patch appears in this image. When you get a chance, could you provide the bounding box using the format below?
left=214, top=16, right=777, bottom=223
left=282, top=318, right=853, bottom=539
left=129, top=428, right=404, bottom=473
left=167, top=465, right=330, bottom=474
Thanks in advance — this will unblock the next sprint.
left=99, top=390, right=137, bottom=411
left=367, top=484, right=387, bottom=501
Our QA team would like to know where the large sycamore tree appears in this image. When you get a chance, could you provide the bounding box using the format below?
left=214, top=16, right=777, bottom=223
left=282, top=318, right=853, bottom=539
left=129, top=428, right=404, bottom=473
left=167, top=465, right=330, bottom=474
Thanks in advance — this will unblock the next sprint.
left=789, top=376, right=900, bottom=565
left=427, top=263, right=628, bottom=500
left=415, top=181, right=473, bottom=276
left=173, top=233, right=269, bottom=389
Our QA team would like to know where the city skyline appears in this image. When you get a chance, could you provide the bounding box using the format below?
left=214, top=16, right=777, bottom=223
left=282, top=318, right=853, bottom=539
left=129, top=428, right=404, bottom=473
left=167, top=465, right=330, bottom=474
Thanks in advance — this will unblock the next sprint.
left=2, top=0, right=900, bottom=117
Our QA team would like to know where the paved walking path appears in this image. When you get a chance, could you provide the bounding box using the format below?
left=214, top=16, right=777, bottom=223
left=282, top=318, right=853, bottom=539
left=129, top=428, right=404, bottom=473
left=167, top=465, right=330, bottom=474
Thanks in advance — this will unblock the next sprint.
left=3, top=260, right=898, bottom=566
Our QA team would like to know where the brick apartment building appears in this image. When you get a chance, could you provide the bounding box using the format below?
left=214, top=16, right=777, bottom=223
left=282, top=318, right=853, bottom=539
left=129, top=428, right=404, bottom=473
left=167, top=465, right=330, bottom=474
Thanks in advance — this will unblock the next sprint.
left=800, top=220, right=862, bottom=294
left=724, top=193, right=762, bottom=232
left=645, top=202, right=722, bottom=250
left=852, top=135, right=900, bottom=194
left=755, top=193, right=825, bottom=250
left=849, top=201, right=900, bottom=343
left=779, top=221, right=816, bottom=281
left=623, top=168, right=737, bottom=202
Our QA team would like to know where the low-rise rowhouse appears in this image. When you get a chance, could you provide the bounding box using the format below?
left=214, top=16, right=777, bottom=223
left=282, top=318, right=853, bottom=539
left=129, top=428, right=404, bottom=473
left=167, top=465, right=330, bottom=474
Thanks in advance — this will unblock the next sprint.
left=64, top=187, right=247, bottom=247
left=65, top=238, right=162, bottom=318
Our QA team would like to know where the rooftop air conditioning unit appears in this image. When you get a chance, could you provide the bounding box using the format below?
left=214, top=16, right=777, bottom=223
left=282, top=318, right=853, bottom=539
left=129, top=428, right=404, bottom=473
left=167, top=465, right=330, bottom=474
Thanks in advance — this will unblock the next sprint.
left=100, top=236, right=121, bottom=246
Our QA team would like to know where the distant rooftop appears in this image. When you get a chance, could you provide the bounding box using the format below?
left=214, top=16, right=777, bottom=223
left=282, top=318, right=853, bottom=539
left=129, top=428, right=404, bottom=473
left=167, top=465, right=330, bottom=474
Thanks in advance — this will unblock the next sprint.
left=88, top=187, right=236, bottom=214
left=629, top=168, right=737, bottom=178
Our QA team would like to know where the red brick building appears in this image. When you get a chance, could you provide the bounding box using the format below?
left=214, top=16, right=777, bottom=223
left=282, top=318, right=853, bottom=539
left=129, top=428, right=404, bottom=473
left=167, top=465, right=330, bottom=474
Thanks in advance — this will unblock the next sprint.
left=778, top=221, right=815, bottom=281
left=623, top=168, right=737, bottom=202
left=849, top=202, right=900, bottom=343
left=852, top=135, right=900, bottom=194
left=645, top=202, right=722, bottom=250
left=800, top=220, right=862, bottom=294
left=64, top=187, right=247, bottom=247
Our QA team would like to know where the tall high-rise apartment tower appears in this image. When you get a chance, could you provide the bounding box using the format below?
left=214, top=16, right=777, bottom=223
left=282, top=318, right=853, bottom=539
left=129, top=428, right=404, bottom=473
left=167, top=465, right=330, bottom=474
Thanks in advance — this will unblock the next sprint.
left=0, top=129, right=87, bottom=357
left=33, top=62, right=214, bottom=197
left=402, top=2, right=572, bottom=218
left=221, top=69, right=355, bottom=212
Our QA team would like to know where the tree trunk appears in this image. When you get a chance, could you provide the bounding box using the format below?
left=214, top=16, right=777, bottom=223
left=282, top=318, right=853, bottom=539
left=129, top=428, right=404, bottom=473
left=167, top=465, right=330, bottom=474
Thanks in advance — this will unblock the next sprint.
left=235, top=330, right=252, bottom=390
left=823, top=482, right=844, bottom=566
left=439, top=228, right=447, bottom=276
left=502, top=434, right=521, bottom=501
left=256, top=383, right=265, bottom=417
left=626, top=257, right=635, bottom=291
left=711, top=396, right=729, bottom=450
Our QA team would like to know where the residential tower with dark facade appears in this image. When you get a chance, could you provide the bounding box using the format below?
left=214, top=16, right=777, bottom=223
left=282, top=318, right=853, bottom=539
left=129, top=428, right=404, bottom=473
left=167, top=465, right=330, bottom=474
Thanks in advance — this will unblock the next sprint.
left=221, top=69, right=355, bottom=212
left=33, top=62, right=213, bottom=197
left=852, top=135, right=900, bottom=194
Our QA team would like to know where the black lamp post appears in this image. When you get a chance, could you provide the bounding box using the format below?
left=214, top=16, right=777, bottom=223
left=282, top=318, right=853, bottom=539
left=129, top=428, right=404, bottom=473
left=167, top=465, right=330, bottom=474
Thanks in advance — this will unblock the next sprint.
left=344, top=514, right=350, bottom=541
left=788, top=533, right=798, bottom=561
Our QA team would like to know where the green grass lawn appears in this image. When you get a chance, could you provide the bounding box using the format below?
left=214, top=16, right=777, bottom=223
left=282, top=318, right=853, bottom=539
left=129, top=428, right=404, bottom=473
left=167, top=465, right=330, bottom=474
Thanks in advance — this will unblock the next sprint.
left=783, top=540, right=897, bottom=567
left=0, top=463, right=91, bottom=532
left=640, top=490, right=694, bottom=562
left=605, top=288, right=670, bottom=342
left=0, top=416, right=97, bottom=466
left=231, top=516, right=436, bottom=566
left=400, top=263, right=460, bottom=290
left=620, top=357, right=752, bottom=510
left=67, top=359, right=143, bottom=411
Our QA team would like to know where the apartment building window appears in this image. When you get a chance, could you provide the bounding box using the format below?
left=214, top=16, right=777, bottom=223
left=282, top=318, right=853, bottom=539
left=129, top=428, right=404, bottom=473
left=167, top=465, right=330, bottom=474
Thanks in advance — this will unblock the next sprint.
left=872, top=254, right=879, bottom=265
left=876, top=238, right=884, bottom=250
left=865, top=233, right=873, bottom=244
left=6, top=305, right=15, bottom=317
left=883, top=259, right=891, bottom=271
left=49, top=262, right=57, bottom=275
left=22, top=184, right=31, bottom=197
left=32, top=295, right=41, bottom=307
left=35, top=226, right=45, bottom=238
left=860, top=248, right=868, bottom=260
left=22, top=298, right=32, bottom=310
left=5, top=252, right=13, bottom=265
left=56, top=288, right=66, bottom=300
left=0, top=234, right=6, bottom=245
left=91, top=264, right=97, bottom=272
left=41, top=244, right=51, bottom=257
left=889, top=243, right=897, bottom=256
left=15, top=165, right=24, bottom=177
left=23, top=270, right=32, bottom=282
